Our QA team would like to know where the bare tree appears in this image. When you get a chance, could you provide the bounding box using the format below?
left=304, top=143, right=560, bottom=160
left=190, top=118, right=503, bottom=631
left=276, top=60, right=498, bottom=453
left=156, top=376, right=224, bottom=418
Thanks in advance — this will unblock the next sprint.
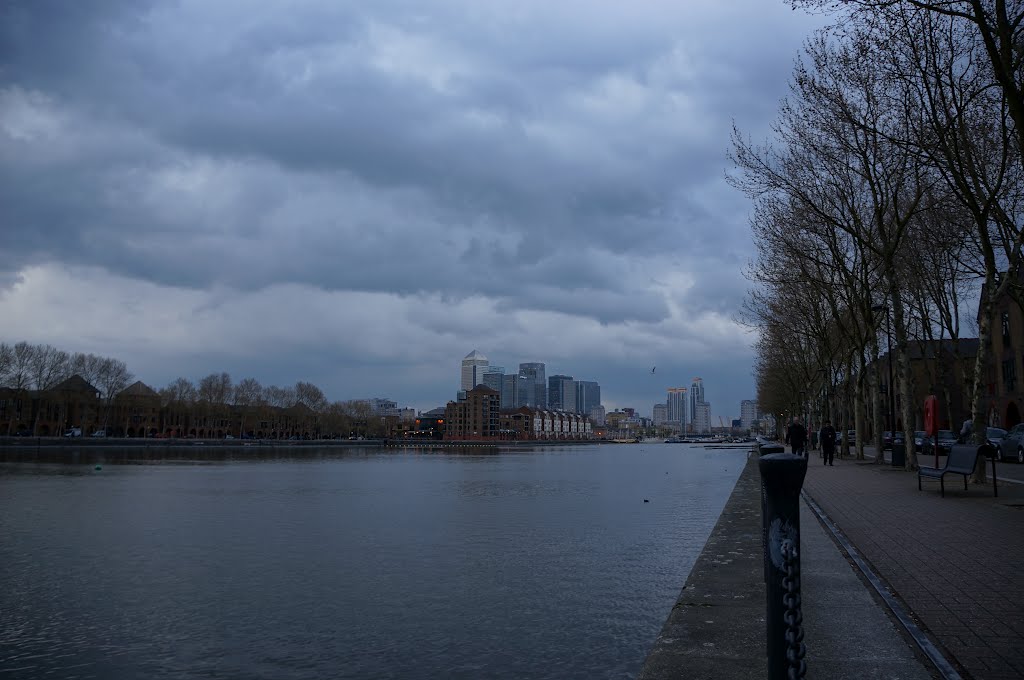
left=69, top=352, right=104, bottom=386
left=294, top=381, right=327, bottom=411
left=4, top=342, right=35, bottom=434
left=233, top=378, right=264, bottom=406
left=160, top=377, right=198, bottom=408
left=197, top=372, right=233, bottom=405
left=29, top=345, right=69, bottom=434
left=232, top=377, right=264, bottom=437
left=263, top=385, right=296, bottom=438
left=0, top=342, right=13, bottom=384
left=96, top=357, right=133, bottom=430
left=796, top=0, right=1024, bottom=483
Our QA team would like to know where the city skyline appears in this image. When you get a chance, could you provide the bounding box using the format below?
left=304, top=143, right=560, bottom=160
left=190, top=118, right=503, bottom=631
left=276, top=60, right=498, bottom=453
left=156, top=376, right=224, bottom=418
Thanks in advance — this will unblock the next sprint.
left=0, top=337, right=751, bottom=423
left=0, top=2, right=824, bottom=420
left=457, top=348, right=745, bottom=422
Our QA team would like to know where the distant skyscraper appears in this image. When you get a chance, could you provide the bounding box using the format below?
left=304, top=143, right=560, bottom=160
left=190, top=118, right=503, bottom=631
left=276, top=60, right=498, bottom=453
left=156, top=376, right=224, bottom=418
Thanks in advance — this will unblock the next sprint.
left=519, top=362, right=546, bottom=408
left=548, top=375, right=576, bottom=411
left=694, top=401, right=711, bottom=434
left=515, top=372, right=534, bottom=408
left=653, top=403, right=668, bottom=426
left=588, top=405, right=606, bottom=426
left=667, top=388, right=687, bottom=428
left=740, top=400, right=758, bottom=429
left=501, top=374, right=518, bottom=410
left=482, top=365, right=504, bottom=394
left=690, top=378, right=705, bottom=421
left=575, top=380, right=601, bottom=416
left=461, top=350, right=489, bottom=391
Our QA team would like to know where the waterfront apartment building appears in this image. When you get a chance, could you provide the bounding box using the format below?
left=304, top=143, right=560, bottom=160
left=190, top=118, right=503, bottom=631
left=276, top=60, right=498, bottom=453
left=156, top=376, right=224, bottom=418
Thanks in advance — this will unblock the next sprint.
left=443, top=397, right=592, bottom=441
left=588, top=405, right=606, bottom=426
left=0, top=375, right=351, bottom=439
left=461, top=350, right=489, bottom=391
left=444, top=385, right=500, bottom=440
left=740, top=400, right=758, bottom=429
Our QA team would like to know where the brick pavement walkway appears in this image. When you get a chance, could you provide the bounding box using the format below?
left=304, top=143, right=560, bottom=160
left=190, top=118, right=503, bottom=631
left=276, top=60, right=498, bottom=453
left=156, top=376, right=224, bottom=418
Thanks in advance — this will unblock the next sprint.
left=800, top=450, right=1024, bottom=680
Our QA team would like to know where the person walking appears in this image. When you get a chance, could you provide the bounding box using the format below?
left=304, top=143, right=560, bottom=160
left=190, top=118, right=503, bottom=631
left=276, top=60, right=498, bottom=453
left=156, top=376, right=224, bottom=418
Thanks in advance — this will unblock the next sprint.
left=785, top=417, right=808, bottom=457
left=819, top=420, right=837, bottom=466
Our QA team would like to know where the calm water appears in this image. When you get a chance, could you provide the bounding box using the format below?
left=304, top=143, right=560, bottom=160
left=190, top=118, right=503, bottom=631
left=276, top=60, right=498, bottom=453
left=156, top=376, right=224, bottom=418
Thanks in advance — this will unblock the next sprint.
left=0, top=443, right=746, bottom=679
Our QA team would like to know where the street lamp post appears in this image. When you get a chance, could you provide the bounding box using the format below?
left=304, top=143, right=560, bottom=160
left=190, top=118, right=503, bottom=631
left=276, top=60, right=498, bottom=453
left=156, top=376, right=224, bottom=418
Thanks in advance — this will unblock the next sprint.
left=872, top=304, right=896, bottom=461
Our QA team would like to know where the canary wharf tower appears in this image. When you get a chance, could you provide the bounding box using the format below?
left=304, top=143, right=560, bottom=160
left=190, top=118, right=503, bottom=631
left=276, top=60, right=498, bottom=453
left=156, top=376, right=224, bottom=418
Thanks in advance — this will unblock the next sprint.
left=461, top=350, right=489, bottom=391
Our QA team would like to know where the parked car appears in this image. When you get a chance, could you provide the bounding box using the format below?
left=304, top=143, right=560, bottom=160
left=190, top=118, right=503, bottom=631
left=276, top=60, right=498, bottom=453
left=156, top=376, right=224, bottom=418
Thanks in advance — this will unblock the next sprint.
left=998, top=423, right=1024, bottom=463
left=986, top=427, right=1007, bottom=454
left=882, top=431, right=893, bottom=450
left=922, top=430, right=957, bottom=456
left=913, top=431, right=926, bottom=452
left=63, top=427, right=82, bottom=437
left=91, top=430, right=106, bottom=437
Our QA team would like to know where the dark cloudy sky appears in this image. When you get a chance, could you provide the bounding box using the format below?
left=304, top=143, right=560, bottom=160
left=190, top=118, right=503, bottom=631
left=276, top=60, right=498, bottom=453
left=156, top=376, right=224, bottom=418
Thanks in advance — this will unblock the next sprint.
left=0, top=0, right=824, bottom=418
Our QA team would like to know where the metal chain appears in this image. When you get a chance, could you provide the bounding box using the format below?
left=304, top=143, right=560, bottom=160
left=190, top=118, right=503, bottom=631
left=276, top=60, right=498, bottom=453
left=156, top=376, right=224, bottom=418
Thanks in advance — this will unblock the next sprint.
left=781, top=539, right=807, bottom=679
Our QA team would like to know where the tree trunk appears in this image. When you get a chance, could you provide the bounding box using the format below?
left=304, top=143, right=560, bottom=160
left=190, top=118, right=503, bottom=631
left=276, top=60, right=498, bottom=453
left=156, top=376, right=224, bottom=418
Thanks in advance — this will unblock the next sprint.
left=854, top=371, right=866, bottom=460
left=970, top=293, right=994, bottom=483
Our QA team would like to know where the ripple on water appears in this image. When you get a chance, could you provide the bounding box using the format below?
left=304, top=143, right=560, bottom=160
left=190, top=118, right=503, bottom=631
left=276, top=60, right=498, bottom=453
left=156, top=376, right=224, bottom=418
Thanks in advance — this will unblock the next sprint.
left=0, top=445, right=745, bottom=679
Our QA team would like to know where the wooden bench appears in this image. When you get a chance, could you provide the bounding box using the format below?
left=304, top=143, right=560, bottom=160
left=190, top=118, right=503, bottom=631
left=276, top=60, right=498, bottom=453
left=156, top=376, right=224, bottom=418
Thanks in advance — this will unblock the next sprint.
left=917, top=444, right=998, bottom=497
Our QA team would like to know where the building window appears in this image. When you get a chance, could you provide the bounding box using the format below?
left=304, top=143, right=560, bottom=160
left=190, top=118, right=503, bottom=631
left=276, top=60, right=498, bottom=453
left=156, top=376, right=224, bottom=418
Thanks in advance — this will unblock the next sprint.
left=1003, top=358, right=1017, bottom=392
left=1002, top=311, right=1012, bottom=345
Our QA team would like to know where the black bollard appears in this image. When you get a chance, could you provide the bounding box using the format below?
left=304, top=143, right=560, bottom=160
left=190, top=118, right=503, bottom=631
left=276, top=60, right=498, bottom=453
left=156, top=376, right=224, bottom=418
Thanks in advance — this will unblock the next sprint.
left=759, top=452, right=808, bottom=680
left=757, top=444, right=785, bottom=582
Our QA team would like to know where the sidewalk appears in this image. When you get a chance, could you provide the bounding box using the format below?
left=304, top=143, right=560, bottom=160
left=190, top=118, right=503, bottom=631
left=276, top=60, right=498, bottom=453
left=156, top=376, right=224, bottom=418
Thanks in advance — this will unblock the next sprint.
left=801, top=447, right=1024, bottom=679
left=639, top=452, right=936, bottom=679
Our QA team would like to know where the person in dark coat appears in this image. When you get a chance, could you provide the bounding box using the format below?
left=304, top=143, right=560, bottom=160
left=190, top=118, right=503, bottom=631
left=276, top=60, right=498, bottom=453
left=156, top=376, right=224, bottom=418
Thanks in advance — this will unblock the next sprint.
left=819, top=420, right=837, bottom=466
left=785, top=417, right=808, bottom=457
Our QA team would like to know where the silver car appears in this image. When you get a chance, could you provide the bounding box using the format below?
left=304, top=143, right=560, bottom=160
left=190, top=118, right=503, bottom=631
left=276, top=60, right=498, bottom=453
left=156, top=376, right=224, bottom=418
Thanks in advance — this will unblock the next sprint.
left=986, top=427, right=1007, bottom=457
left=998, top=423, right=1024, bottom=463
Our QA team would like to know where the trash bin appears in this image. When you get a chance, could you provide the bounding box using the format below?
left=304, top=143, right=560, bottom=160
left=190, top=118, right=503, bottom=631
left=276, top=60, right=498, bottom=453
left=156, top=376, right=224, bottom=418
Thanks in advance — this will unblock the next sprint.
left=759, top=443, right=785, bottom=456
left=891, top=442, right=906, bottom=467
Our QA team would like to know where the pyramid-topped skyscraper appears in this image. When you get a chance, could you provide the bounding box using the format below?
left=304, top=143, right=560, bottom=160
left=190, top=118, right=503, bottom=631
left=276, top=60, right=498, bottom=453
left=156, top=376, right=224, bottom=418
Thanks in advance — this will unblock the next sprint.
left=461, top=350, right=489, bottom=391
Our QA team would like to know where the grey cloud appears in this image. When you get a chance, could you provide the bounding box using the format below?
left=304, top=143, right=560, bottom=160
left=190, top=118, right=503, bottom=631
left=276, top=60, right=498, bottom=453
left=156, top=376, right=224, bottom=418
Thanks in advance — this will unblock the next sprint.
left=0, top=0, right=827, bottom=413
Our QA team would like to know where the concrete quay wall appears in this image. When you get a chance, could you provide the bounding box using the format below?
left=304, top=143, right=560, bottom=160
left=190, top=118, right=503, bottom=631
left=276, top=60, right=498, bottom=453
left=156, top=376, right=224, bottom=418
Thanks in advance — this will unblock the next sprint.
left=638, top=452, right=766, bottom=679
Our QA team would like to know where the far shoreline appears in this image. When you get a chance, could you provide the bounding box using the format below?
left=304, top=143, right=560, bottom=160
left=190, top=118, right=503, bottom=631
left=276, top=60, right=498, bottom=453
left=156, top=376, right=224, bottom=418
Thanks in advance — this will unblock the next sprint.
left=0, top=436, right=613, bottom=451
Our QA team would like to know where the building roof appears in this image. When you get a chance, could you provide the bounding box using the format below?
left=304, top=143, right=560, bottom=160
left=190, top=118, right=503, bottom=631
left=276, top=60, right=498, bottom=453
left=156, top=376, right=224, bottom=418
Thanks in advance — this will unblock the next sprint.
left=463, top=349, right=487, bottom=361
left=119, top=380, right=159, bottom=398
left=881, top=338, right=980, bottom=362
left=50, top=374, right=99, bottom=394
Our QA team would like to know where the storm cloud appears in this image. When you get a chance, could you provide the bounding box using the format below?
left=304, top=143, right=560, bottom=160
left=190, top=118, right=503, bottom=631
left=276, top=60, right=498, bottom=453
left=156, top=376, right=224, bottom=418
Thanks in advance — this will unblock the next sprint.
left=0, top=0, right=823, bottom=415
